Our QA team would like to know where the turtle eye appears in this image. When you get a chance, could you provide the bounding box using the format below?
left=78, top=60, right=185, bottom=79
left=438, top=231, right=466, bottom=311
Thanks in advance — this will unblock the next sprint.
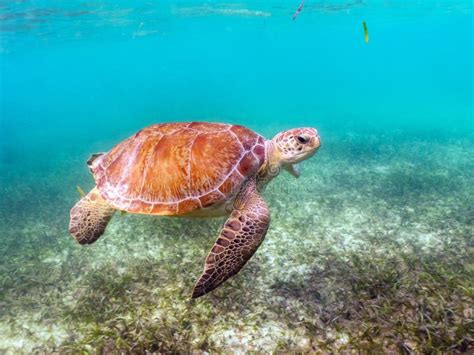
left=296, top=135, right=308, bottom=144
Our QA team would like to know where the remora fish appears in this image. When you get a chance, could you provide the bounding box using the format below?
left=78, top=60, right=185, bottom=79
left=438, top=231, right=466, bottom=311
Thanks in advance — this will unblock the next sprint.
left=76, top=185, right=86, bottom=197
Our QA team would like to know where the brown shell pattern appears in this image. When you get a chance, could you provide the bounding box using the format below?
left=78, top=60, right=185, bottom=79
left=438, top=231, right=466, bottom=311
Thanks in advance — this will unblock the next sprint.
left=90, top=122, right=266, bottom=215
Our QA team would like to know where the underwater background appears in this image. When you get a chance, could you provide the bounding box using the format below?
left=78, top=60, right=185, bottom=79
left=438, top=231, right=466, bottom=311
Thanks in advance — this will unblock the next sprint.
left=1, top=0, right=473, bottom=352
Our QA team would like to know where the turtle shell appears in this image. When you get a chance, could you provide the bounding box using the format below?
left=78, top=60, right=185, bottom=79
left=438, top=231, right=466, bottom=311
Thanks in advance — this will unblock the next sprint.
left=90, top=122, right=266, bottom=215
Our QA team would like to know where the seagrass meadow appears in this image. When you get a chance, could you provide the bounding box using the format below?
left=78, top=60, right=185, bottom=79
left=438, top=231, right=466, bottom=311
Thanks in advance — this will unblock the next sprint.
left=1, top=0, right=473, bottom=353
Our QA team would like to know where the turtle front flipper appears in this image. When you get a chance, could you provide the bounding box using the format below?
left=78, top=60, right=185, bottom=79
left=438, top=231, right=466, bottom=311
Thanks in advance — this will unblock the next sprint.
left=69, top=187, right=115, bottom=245
left=192, top=179, right=270, bottom=298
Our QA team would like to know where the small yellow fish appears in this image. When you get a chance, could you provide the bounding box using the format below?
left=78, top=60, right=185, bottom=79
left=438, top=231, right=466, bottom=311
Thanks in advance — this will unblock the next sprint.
left=76, top=185, right=86, bottom=197
left=363, top=21, right=369, bottom=43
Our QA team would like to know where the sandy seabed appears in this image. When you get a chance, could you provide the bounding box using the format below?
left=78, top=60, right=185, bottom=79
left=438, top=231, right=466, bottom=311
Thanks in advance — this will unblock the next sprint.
left=0, top=131, right=472, bottom=353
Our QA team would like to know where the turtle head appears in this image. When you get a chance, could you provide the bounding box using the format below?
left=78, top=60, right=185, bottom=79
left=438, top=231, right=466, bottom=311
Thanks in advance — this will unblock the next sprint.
left=269, top=127, right=321, bottom=177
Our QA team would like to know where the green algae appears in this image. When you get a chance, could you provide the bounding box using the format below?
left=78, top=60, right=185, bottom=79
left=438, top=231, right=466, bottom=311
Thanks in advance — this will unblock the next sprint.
left=0, top=133, right=473, bottom=352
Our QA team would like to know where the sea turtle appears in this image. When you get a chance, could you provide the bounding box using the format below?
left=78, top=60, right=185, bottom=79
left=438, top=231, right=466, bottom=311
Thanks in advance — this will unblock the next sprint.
left=69, top=122, right=320, bottom=298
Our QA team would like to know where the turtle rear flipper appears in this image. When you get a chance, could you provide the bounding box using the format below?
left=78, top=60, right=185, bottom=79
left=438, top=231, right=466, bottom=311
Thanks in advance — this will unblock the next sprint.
left=69, top=187, right=115, bottom=245
left=86, top=152, right=105, bottom=173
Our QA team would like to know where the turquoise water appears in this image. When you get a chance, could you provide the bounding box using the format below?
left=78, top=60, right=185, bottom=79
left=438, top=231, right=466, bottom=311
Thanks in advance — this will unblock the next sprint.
left=1, top=1, right=473, bottom=352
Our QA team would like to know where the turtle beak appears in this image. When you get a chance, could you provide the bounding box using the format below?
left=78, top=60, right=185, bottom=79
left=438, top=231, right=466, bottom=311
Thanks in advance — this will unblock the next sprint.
left=312, top=130, right=321, bottom=150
